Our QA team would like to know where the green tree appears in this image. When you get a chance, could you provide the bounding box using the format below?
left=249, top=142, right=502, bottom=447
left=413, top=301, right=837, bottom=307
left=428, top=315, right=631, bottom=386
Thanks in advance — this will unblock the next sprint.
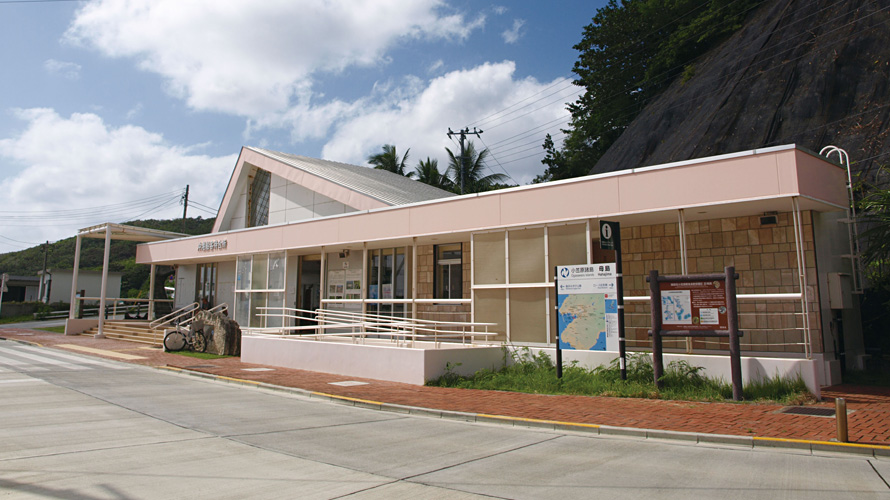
left=445, top=141, right=508, bottom=194
left=859, top=173, right=890, bottom=284
left=538, top=0, right=761, bottom=182
left=414, top=157, right=453, bottom=191
left=367, top=144, right=414, bottom=178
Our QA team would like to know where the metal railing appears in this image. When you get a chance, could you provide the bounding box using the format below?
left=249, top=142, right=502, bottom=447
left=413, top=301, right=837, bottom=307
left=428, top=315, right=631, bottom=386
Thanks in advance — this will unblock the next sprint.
left=73, top=297, right=174, bottom=320
left=624, top=293, right=812, bottom=357
left=247, top=306, right=497, bottom=348
left=149, top=302, right=229, bottom=332
left=149, top=301, right=200, bottom=331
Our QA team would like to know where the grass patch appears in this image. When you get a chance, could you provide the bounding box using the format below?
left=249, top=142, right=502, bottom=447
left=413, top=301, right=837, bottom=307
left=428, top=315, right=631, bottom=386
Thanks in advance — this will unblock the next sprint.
left=168, top=351, right=233, bottom=360
left=0, top=315, right=35, bottom=325
left=427, top=349, right=814, bottom=404
left=37, top=326, right=66, bottom=334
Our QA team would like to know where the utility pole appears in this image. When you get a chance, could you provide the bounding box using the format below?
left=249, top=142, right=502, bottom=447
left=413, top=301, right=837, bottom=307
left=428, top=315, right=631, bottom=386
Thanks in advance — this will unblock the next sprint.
left=181, top=185, right=189, bottom=233
left=39, top=241, right=48, bottom=303
left=447, top=127, right=483, bottom=194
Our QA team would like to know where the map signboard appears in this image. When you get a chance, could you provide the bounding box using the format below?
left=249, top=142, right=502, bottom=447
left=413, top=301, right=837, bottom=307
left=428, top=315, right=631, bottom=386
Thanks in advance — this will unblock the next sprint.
left=659, top=280, right=728, bottom=330
left=556, top=264, right=618, bottom=351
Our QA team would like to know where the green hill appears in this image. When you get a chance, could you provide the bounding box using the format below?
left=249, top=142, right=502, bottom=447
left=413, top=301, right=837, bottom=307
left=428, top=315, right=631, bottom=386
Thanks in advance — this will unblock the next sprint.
left=0, top=217, right=215, bottom=298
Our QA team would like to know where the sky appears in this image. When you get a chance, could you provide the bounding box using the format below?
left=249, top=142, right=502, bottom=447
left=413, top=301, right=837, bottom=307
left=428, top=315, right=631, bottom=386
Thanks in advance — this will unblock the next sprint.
left=0, top=0, right=608, bottom=253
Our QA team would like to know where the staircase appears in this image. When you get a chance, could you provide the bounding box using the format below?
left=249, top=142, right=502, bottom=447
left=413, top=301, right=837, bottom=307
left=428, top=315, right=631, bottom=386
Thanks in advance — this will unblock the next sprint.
left=81, top=320, right=165, bottom=346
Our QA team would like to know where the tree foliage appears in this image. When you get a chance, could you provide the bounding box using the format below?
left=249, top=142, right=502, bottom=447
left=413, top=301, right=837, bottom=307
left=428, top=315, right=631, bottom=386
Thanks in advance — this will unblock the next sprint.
left=367, top=144, right=414, bottom=178
left=414, top=157, right=453, bottom=191
left=537, top=0, right=762, bottom=182
left=445, top=141, right=509, bottom=194
left=0, top=217, right=215, bottom=297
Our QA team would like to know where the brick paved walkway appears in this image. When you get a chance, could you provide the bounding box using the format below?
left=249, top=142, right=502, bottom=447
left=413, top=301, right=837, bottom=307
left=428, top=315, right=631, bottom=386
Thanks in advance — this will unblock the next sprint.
left=3, top=327, right=889, bottom=446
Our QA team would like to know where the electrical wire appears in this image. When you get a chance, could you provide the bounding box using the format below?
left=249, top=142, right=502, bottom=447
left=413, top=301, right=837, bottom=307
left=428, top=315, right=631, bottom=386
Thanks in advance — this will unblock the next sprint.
left=477, top=136, right=518, bottom=185
left=468, top=0, right=859, bottom=164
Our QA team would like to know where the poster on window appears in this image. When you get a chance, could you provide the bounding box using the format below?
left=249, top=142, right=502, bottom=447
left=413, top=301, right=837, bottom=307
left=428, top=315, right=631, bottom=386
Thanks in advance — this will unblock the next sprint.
left=345, top=269, right=362, bottom=300
left=327, top=270, right=345, bottom=299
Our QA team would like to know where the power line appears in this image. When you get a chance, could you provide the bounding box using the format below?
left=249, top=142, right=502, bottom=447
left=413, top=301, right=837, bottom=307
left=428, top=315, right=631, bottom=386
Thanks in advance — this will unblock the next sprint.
left=0, top=234, right=42, bottom=245
left=474, top=0, right=852, bottom=150
left=477, top=136, right=518, bottom=186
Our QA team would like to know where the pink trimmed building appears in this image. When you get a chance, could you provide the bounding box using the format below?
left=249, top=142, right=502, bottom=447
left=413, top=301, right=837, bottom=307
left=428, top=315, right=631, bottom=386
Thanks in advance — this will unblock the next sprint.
left=126, top=144, right=862, bottom=389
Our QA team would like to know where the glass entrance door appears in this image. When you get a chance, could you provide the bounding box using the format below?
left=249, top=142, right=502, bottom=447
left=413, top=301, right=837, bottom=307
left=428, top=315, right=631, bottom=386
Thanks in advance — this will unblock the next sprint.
left=297, top=255, right=321, bottom=327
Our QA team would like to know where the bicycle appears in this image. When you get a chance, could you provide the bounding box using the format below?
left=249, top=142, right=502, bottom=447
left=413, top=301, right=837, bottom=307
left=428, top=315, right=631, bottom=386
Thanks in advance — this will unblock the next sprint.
left=163, top=326, right=206, bottom=352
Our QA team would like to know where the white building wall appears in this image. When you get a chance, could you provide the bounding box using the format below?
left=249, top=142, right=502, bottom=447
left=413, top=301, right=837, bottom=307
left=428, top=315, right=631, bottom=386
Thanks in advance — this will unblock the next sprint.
left=229, top=192, right=248, bottom=230
left=268, top=173, right=355, bottom=225
left=46, top=270, right=122, bottom=304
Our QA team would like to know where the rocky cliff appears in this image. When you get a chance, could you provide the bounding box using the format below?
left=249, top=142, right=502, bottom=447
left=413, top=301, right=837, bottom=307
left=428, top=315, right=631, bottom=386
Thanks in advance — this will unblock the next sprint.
left=592, top=0, right=890, bottom=180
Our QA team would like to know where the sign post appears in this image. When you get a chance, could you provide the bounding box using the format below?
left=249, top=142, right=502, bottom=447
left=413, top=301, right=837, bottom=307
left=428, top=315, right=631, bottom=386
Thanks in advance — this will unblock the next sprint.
left=554, top=264, right=620, bottom=378
left=0, top=273, right=8, bottom=319
left=647, top=266, right=743, bottom=400
left=600, top=221, right=627, bottom=380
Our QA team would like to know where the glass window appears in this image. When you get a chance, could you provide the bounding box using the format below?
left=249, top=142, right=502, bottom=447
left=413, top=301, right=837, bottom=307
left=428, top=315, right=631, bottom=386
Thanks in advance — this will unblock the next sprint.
left=234, top=252, right=286, bottom=328
left=248, top=168, right=271, bottom=227
left=268, top=252, right=285, bottom=290
left=195, top=263, right=217, bottom=308
left=236, top=256, right=251, bottom=291
left=435, top=243, right=462, bottom=299
left=251, top=254, right=268, bottom=290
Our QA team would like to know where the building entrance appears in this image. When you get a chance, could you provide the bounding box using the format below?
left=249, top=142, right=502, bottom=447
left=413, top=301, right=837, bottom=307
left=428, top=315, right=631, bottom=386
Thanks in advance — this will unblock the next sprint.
left=297, top=255, right=321, bottom=326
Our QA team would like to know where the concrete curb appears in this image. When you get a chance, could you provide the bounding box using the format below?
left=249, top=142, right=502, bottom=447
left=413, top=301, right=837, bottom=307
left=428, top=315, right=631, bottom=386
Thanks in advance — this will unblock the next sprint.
left=158, top=364, right=890, bottom=460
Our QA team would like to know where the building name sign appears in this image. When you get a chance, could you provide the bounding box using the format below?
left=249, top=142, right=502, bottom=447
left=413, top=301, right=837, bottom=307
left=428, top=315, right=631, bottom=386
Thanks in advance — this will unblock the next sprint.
left=197, top=240, right=228, bottom=252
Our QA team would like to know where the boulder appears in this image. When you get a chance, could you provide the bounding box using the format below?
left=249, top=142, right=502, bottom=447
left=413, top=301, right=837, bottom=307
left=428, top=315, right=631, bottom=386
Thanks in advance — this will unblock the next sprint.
left=190, top=310, right=241, bottom=356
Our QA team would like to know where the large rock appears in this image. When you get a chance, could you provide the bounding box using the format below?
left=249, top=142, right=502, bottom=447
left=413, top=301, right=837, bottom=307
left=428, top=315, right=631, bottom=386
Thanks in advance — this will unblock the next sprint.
left=593, top=0, right=890, bottom=182
left=190, top=310, right=241, bottom=356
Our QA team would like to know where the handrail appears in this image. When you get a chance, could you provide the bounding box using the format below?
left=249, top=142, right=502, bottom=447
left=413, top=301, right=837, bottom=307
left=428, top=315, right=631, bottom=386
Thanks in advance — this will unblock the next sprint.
left=207, top=303, right=229, bottom=315
left=149, top=302, right=199, bottom=330
left=253, top=306, right=497, bottom=347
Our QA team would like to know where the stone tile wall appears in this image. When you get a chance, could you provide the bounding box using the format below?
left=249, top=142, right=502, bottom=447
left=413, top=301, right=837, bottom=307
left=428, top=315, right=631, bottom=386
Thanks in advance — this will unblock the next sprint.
left=620, top=211, right=818, bottom=355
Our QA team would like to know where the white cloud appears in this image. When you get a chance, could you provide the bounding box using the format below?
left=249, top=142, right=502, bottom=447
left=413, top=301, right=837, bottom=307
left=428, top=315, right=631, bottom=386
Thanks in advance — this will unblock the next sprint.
left=44, top=59, right=82, bottom=80
left=428, top=59, right=445, bottom=74
left=125, top=102, right=143, bottom=120
left=0, top=108, right=236, bottom=245
left=64, top=0, right=485, bottom=119
left=502, top=19, right=526, bottom=44
left=321, top=62, right=579, bottom=186
left=493, top=6, right=507, bottom=15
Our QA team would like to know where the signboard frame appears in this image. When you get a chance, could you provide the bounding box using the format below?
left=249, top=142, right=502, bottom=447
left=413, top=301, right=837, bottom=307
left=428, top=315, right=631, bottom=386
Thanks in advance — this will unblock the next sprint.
left=647, top=266, right=743, bottom=400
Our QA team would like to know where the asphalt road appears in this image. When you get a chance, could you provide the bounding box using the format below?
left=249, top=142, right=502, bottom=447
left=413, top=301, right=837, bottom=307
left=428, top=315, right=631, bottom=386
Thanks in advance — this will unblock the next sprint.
left=1, top=339, right=888, bottom=499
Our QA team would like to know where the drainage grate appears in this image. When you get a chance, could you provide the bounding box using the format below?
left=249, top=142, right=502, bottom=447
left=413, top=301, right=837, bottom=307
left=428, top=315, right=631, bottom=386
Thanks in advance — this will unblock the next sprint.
left=183, top=365, right=218, bottom=370
left=780, top=406, right=836, bottom=417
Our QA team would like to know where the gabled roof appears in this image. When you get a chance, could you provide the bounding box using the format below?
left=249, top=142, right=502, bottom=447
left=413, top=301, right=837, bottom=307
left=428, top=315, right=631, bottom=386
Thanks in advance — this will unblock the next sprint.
left=249, top=148, right=455, bottom=206
left=213, top=147, right=455, bottom=233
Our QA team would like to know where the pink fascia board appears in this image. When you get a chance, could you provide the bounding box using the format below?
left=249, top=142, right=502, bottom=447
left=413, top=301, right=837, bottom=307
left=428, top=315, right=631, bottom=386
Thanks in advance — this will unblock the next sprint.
left=498, top=176, right=621, bottom=226
left=792, top=149, right=848, bottom=207
left=407, top=195, right=503, bottom=235
left=139, top=146, right=849, bottom=265
left=617, top=150, right=802, bottom=214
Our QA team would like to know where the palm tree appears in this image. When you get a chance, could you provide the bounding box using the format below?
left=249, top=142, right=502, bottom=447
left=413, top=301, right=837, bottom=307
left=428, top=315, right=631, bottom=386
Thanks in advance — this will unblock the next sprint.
left=414, top=157, right=453, bottom=191
left=445, top=141, right=508, bottom=194
left=367, top=144, right=414, bottom=178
